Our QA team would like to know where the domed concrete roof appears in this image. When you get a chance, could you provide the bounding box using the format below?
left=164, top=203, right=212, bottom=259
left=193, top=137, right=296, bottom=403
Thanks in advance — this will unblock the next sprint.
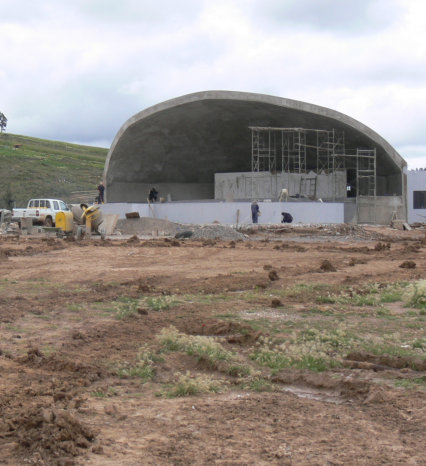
left=104, top=90, right=406, bottom=202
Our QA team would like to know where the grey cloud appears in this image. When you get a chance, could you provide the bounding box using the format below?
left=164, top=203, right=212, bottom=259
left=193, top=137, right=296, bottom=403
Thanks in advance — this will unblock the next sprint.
left=249, top=0, right=403, bottom=35
left=71, top=0, right=204, bottom=26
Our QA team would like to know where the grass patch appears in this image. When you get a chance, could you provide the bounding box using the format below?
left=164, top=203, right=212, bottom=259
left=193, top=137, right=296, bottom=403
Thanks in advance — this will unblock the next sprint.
left=117, top=364, right=155, bottom=381
left=67, top=304, right=83, bottom=312
left=250, top=325, right=359, bottom=373
left=303, top=307, right=334, bottom=316
left=315, top=296, right=337, bottom=304
left=403, top=280, right=426, bottom=310
left=114, top=297, right=139, bottom=319
left=226, top=364, right=253, bottom=377
left=0, top=132, right=106, bottom=207
left=157, top=326, right=233, bottom=368
left=240, top=376, right=273, bottom=392
left=116, top=344, right=161, bottom=382
left=145, top=296, right=180, bottom=311
left=361, top=342, right=424, bottom=360
left=380, top=290, right=403, bottom=303
left=394, top=376, right=426, bottom=389
left=161, top=372, right=224, bottom=397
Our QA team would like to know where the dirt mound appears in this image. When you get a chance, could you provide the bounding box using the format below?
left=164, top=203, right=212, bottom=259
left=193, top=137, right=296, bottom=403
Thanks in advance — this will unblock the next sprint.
left=349, top=257, right=367, bottom=266
left=268, top=270, right=279, bottom=281
left=374, top=241, right=391, bottom=251
left=399, top=260, right=416, bottom=269
left=185, top=320, right=262, bottom=344
left=18, top=348, right=105, bottom=380
left=14, top=405, right=95, bottom=464
left=320, top=259, right=336, bottom=272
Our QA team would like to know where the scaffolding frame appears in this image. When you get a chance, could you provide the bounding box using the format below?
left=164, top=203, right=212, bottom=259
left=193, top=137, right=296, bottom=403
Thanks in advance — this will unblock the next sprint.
left=249, top=126, right=376, bottom=201
left=250, top=127, right=346, bottom=174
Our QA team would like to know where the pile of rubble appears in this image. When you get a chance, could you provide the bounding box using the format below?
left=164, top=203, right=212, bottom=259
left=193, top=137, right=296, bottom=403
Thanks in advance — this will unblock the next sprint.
left=180, top=224, right=247, bottom=241
left=115, top=218, right=247, bottom=241
left=239, top=223, right=387, bottom=240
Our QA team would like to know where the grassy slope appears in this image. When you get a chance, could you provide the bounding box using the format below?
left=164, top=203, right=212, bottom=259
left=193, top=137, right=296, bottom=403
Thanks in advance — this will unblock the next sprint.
left=0, top=133, right=107, bottom=207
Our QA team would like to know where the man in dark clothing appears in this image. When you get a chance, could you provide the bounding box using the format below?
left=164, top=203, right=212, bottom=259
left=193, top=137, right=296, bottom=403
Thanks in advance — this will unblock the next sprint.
left=97, top=182, right=105, bottom=203
left=281, top=212, right=293, bottom=223
left=148, top=187, right=158, bottom=202
left=251, top=201, right=260, bottom=224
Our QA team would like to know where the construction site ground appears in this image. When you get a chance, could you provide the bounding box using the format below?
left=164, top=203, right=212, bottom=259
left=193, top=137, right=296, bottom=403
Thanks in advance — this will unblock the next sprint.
left=0, top=223, right=425, bottom=465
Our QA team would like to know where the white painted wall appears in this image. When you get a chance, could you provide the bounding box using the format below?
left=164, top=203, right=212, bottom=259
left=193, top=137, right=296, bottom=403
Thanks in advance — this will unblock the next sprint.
left=407, top=170, right=426, bottom=224
left=101, top=201, right=344, bottom=225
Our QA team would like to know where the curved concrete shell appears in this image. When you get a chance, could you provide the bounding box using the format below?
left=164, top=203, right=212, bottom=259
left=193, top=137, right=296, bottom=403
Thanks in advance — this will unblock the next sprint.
left=104, top=90, right=406, bottom=202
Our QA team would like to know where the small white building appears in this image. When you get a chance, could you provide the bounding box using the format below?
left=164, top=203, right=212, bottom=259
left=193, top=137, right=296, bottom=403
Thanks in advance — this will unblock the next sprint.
left=407, top=169, right=426, bottom=224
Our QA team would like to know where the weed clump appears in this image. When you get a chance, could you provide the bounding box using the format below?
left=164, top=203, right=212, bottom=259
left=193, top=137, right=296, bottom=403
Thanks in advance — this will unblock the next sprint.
left=161, top=371, right=224, bottom=397
left=403, top=280, right=426, bottom=309
left=250, top=325, right=357, bottom=373
left=114, top=298, right=139, bottom=319
left=146, top=296, right=179, bottom=311
left=157, top=326, right=233, bottom=368
left=116, top=344, right=161, bottom=382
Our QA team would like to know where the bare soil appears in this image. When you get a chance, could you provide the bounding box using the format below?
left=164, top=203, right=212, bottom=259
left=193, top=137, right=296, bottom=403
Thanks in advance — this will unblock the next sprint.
left=0, top=225, right=425, bottom=465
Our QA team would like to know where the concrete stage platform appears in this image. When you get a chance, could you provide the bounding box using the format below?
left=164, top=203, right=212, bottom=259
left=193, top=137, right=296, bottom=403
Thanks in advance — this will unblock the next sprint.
left=100, top=200, right=345, bottom=225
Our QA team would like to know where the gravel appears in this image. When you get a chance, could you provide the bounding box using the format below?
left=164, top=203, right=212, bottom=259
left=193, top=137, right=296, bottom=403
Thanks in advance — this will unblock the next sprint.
left=115, top=218, right=247, bottom=241
left=178, top=224, right=247, bottom=241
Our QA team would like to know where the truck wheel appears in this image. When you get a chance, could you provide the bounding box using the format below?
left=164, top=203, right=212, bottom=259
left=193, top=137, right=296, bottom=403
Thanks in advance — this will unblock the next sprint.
left=44, top=217, right=53, bottom=227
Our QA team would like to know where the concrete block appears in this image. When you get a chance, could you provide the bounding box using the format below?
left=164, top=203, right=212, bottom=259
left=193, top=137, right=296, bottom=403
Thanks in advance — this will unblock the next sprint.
left=21, top=218, right=33, bottom=233
left=101, top=214, right=119, bottom=235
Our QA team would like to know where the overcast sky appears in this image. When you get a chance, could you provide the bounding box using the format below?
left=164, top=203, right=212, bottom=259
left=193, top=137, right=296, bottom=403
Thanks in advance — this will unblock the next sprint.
left=1, top=0, right=425, bottom=168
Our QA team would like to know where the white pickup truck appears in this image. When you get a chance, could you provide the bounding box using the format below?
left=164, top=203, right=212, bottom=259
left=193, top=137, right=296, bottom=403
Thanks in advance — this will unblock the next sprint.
left=12, top=199, right=70, bottom=227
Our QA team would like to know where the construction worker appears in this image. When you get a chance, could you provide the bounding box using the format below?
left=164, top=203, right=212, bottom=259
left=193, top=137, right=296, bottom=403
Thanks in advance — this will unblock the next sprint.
left=251, top=201, right=260, bottom=223
left=149, top=187, right=158, bottom=202
left=97, top=182, right=105, bottom=203
left=281, top=212, right=293, bottom=223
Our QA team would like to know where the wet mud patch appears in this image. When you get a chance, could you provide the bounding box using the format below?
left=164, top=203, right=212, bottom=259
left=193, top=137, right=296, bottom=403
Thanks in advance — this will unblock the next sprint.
left=271, top=370, right=373, bottom=403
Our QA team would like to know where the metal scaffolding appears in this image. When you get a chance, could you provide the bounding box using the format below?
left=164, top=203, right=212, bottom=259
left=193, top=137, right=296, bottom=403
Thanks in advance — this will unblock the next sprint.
left=250, top=127, right=346, bottom=174
left=356, top=149, right=377, bottom=197
left=249, top=126, right=376, bottom=201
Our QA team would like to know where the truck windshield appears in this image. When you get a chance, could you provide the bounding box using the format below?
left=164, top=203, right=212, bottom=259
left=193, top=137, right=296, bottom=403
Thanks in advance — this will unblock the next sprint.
left=59, top=201, right=69, bottom=211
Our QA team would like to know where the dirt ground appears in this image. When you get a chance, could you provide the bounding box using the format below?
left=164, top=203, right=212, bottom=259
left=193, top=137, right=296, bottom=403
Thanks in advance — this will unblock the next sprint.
left=0, top=225, right=425, bottom=465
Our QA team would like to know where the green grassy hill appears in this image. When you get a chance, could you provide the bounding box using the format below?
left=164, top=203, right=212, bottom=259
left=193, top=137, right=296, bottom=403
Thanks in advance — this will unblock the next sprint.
left=0, top=133, right=108, bottom=208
